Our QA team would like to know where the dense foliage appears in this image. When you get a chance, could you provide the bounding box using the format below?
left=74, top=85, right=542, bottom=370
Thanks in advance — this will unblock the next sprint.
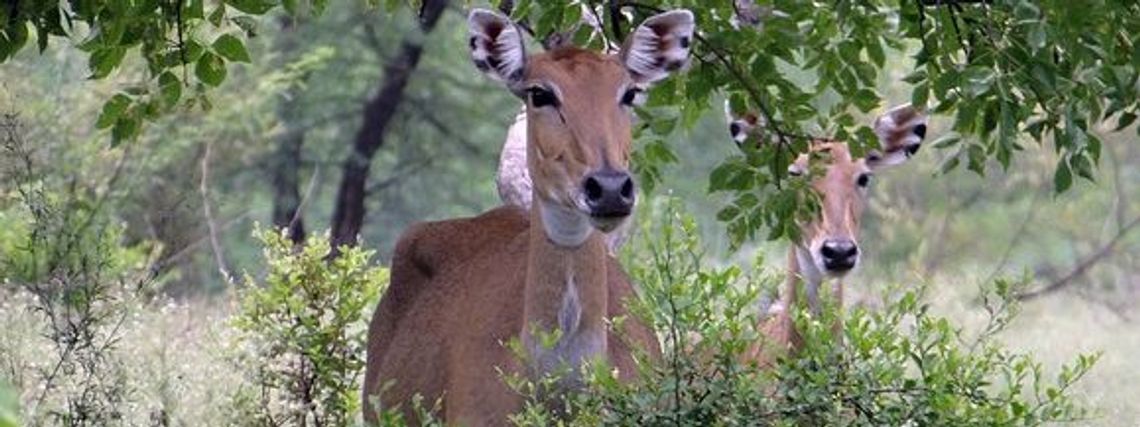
left=502, top=200, right=1096, bottom=426
left=6, top=0, right=1139, bottom=244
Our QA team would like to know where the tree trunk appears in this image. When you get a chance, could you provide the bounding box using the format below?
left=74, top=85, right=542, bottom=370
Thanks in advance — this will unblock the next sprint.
left=270, top=16, right=307, bottom=245
left=329, top=0, right=450, bottom=254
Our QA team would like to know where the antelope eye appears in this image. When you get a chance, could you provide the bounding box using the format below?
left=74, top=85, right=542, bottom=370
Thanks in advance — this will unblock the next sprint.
left=621, top=87, right=645, bottom=107
left=527, top=86, right=559, bottom=108
left=856, top=173, right=871, bottom=188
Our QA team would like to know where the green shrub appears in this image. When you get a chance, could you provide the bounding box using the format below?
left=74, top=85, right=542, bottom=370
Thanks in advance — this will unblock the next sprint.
left=507, top=198, right=1096, bottom=426
left=1, top=115, right=157, bottom=426
left=229, top=228, right=388, bottom=426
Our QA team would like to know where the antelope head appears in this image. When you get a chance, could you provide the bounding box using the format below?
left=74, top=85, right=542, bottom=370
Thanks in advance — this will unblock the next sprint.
left=729, top=104, right=928, bottom=280
left=469, top=8, right=694, bottom=246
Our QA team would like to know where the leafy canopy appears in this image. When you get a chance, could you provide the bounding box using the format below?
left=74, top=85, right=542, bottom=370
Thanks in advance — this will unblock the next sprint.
left=4, top=0, right=1139, bottom=243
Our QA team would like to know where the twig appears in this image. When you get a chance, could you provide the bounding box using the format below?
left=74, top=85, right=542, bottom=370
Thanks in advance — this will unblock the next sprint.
left=288, top=165, right=320, bottom=241
left=150, top=211, right=250, bottom=274
left=584, top=1, right=613, bottom=50
left=199, top=141, right=231, bottom=281
left=1018, top=214, right=1140, bottom=301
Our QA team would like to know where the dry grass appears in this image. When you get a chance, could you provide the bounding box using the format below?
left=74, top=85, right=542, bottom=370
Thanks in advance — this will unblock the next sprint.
left=0, top=290, right=244, bottom=426
left=915, top=269, right=1140, bottom=427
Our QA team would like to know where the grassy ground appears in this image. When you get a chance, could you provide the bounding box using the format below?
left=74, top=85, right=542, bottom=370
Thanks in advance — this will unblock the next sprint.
left=847, top=264, right=1140, bottom=427
left=0, top=292, right=243, bottom=426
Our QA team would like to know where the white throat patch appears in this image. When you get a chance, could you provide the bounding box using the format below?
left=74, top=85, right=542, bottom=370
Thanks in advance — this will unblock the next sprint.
left=795, top=244, right=824, bottom=312
left=538, top=199, right=593, bottom=247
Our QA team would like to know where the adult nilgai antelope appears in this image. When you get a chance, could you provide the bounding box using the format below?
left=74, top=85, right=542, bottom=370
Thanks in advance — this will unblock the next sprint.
left=727, top=104, right=929, bottom=364
left=363, top=8, right=694, bottom=425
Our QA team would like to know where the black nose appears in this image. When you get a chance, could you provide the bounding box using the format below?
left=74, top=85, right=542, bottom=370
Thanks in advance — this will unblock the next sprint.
left=583, top=170, right=635, bottom=218
left=820, top=239, right=858, bottom=272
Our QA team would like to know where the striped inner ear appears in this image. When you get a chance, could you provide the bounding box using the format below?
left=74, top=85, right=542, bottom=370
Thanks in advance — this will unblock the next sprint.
left=468, top=9, right=526, bottom=86
left=869, top=104, right=927, bottom=168
left=621, top=10, right=694, bottom=84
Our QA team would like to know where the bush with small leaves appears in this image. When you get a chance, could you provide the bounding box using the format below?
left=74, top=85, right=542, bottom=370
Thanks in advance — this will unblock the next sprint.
left=229, top=228, right=388, bottom=427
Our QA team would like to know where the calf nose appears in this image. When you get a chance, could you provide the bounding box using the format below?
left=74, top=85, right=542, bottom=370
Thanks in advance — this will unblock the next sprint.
left=583, top=170, right=635, bottom=218
left=820, top=239, right=859, bottom=272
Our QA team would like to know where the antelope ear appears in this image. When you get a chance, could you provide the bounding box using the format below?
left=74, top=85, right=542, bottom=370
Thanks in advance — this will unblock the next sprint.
left=866, top=103, right=928, bottom=170
left=726, top=109, right=754, bottom=146
left=787, top=153, right=810, bottom=176
left=620, top=9, right=695, bottom=84
left=724, top=101, right=771, bottom=148
left=468, top=9, right=527, bottom=90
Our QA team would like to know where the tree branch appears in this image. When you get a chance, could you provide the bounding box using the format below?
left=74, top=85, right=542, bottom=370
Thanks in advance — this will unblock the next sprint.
left=328, top=0, right=450, bottom=255
left=1018, top=214, right=1140, bottom=301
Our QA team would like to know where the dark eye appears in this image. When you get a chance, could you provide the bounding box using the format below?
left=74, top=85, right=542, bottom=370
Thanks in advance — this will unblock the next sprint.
left=856, top=173, right=871, bottom=188
left=621, top=87, right=645, bottom=107
left=527, top=87, right=559, bottom=108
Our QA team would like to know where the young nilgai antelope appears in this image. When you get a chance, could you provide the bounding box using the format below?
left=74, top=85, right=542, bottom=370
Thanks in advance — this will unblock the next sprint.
left=726, top=104, right=929, bottom=365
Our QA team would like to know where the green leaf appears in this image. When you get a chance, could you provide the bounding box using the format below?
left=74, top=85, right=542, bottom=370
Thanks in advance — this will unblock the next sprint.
left=225, top=0, right=277, bottom=15
left=1027, top=23, right=1047, bottom=52
left=231, top=16, right=260, bottom=37
left=96, top=94, right=131, bottom=129
left=911, top=82, right=929, bottom=109
left=111, top=115, right=140, bottom=146
left=939, top=154, right=960, bottom=174
left=1115, top=112, right=1136, bottom=131
left=962, top=66, right=995, bottom=97
left=853, top=88, right=880, bottom=113
left=930, top=133, right=961, bottom=149
left=196, top=52, right=227, bottom=86
left=208, top=4, right=226, bottom=26
left=158, top=71, right=182, bottom=108
left=1053, top=160, right=1072, bottom=193
left=212, top=34, right=250, bottom=63
left=89, top=47, right=126, bottom=79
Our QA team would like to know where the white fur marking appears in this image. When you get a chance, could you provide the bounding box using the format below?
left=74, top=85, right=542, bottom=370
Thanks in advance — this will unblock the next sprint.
left=558, top=275, right=581, bottom=337
left=622, top=10, right=694, bottom=84
left=538, top=199, right=593, bottom=247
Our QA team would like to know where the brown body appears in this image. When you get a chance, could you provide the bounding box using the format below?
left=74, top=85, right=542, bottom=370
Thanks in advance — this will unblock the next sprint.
left=363, top=8, right=694, bottom=425
left=363, top=206, right=655, bottom=423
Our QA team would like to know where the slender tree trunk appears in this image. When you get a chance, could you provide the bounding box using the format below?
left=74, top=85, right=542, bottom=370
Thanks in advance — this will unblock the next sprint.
left=270, top=16, right=307, bottom=245
left=329, top=0, right=450, bottom=253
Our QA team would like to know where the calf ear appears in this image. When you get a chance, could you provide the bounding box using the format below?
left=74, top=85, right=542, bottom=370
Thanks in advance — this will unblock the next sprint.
left=727, top=110, right=758, bottom=146
left=468, top=9, right=527, bottom=90
left=620, top=9, right=695, bottom=84
left=724, top=101, right=773, bottom=148
left=866, top=104, right=928, bottom=170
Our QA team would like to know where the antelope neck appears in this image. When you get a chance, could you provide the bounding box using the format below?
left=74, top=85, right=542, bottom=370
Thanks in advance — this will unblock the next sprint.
left=523, top=198, right=608, bottom=377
